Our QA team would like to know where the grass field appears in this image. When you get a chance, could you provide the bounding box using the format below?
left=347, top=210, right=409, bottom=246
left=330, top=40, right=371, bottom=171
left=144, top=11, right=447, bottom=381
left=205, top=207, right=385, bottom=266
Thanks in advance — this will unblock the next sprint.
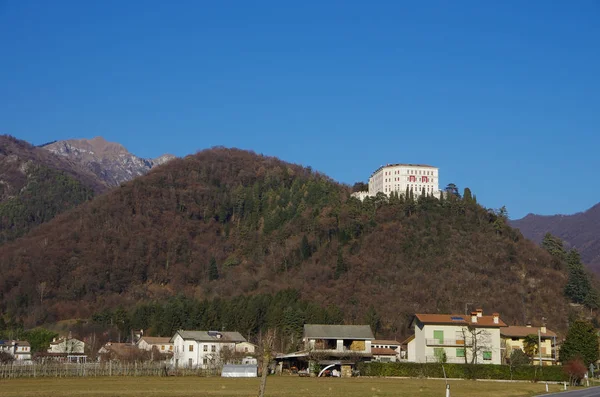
left=0, top=376, right=575, bottom=397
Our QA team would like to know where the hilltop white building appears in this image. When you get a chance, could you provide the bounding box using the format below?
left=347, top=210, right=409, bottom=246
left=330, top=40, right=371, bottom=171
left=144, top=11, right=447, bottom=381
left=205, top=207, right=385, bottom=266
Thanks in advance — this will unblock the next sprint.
left=352, top=163, right=440, bottom=200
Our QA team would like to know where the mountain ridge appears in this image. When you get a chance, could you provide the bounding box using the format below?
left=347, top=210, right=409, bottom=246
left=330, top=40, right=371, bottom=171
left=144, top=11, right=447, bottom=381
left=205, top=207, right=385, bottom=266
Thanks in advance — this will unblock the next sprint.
left=511, top=203, right=600, bottom=272
left=0, top=135, right=108, bottom=244
left=42, top=136, right=175, bottom=186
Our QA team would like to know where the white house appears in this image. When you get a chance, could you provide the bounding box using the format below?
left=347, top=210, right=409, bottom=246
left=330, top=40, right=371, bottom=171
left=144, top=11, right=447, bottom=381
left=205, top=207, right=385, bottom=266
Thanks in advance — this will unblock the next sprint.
left=234, top=341, right=256, bottom=355
left=0, top=340, right=31, bottom=361
left=48, top=337, right=85, bottom=354
left=170, top=330, right=247, bottom=369
left=407, top=310, right=506, bottom=365
left=136, top=336, right=173, bottom=354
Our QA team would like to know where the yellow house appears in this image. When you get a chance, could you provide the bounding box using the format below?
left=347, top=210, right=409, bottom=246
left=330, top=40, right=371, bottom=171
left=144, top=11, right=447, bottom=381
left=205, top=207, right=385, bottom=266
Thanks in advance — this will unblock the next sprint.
left=501, top=324, right=557, bottom=366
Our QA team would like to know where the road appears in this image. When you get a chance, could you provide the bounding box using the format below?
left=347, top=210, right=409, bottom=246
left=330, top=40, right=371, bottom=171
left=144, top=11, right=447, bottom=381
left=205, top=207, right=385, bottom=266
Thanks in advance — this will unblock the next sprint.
left=540, top=386, right=600, bottom=396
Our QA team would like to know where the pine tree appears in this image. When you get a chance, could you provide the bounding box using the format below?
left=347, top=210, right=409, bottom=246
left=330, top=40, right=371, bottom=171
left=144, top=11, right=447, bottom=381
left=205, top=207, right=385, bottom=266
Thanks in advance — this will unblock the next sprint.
left=364, top=306, right=381, bottom=337
left=463, top=187, right=473, bottom=202
left=300, top=235, right=311, bottom=260
left=541, top=233, right=566, bottom=261
left=209, top=256, right=219, bottom=281
left=559, top=320, right=599, bottom=365
left=564, top=249, right=591, bottom=304
left=334, top=247, right=347, bottom=280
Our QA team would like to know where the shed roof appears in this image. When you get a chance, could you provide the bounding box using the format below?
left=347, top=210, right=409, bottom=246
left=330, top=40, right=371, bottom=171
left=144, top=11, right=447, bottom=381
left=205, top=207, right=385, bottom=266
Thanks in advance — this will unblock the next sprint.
left=303, top=324, right=374, bottom=340
left=172, top=330, right=246, bottom=343
left=372, top=347, right=397, bottom=356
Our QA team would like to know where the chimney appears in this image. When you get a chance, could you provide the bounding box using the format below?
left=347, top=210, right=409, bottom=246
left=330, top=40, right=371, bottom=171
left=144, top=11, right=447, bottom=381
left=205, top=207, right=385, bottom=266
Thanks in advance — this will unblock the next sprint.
left=471, top=312, right=478, bottom=323
left=492, top=313, right=499, bottom=324
left=541, top=324, right=547, bottom=334
left=476, top=308, right=483, bottom=318
left=526, top=323, right=532, bottom=328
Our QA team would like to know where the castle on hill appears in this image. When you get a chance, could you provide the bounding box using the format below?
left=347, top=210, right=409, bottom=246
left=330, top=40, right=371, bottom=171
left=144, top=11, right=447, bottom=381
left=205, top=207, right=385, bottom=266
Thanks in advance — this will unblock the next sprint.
left=352, top=163, right=441, bottom=200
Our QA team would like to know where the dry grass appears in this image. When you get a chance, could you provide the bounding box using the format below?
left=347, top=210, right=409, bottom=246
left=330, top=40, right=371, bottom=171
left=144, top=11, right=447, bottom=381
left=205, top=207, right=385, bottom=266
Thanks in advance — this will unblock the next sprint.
left=0, top=376, right=572, bottom=397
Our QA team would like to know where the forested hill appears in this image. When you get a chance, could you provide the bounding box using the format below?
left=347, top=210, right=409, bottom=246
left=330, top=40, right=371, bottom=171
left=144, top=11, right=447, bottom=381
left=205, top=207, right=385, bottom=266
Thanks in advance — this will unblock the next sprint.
left=0, top=147, right=574, bottom=335
left=0, top=135, right=108, bottom=244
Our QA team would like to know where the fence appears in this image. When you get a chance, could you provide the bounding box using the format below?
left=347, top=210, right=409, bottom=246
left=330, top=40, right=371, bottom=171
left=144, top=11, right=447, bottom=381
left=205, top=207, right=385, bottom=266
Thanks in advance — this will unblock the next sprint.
left=0, top=361, right=222, bottom=379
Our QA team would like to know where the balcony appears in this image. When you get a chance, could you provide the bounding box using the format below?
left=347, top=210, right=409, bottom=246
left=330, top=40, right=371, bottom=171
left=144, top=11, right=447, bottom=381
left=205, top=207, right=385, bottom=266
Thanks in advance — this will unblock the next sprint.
left=426, top=339, right=472, bottom=347
left=425, top=356, right=467, bottom=364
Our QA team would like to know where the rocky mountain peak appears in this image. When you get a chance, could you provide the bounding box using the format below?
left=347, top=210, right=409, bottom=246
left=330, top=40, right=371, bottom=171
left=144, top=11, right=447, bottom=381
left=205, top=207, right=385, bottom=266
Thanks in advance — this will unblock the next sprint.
left=42, top=137, right=175, bottom=186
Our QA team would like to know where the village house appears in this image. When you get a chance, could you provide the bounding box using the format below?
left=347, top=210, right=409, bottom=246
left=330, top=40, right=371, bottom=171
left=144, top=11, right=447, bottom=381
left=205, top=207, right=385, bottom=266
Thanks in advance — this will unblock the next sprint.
left=276, top=324, right=374, bottom=377
left=170, top=330, right=247, bottom=369
left=136, top=336, right=173, bottom=355
left=501, top=324, right=557, bottom=366
left=234, top=341, right=256, bottom=355
left=371, top=339, right=402, bottom=362
left=0, top=340, right=31, bottom=361
left=97, top=342, right=140, bottom=362
left=408, top=309, right=506, bottom=365
left=303, top=324, right=374, bottom=356
left=43, top=336, right=87, bottom=363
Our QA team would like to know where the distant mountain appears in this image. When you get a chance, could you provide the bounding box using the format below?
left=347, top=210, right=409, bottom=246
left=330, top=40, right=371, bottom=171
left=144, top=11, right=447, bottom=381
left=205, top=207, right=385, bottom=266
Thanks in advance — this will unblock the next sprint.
left=0, top=135, right=108, bottom=243
left=42, top=137, right=175, bottom=186
left=511, top=203, right=600, bottom=271
left=0, top=147, right=574, bottom=336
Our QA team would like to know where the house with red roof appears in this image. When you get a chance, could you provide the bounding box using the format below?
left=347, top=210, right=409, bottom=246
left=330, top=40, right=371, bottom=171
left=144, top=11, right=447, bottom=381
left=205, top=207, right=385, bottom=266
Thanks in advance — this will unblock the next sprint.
left=407, top=309, right=507, bottom=365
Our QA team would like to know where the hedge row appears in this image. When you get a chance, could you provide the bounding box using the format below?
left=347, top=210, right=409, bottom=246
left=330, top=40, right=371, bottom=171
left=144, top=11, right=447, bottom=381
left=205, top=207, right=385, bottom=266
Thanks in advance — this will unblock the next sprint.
left=357, top=362, right=568, bottom=382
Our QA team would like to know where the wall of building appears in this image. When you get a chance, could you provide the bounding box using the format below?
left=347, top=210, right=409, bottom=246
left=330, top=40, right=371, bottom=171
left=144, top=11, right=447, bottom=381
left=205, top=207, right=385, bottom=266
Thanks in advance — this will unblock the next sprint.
left=414, top=323, right=502, bottom=365
left=172, top=334, right=237, bottom=368
left=504, top=337, right=555, bottom=365
left=367, top=164, right=440, bottom=199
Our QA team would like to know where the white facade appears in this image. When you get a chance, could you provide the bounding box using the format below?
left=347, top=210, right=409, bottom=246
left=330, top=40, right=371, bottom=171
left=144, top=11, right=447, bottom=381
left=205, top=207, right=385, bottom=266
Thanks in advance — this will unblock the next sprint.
left=234, top=342, right=256, bottom=355
left=369, top=163, right=439, bottom=198
left=170, top=330, right=247, bottom=369
left=0, top=340, right=31, bottom=361
left=136, top=337, right=173, bottom=354
left=409, top=312, right=504, bottom=365
left=48, top=337, right=85, bottom=354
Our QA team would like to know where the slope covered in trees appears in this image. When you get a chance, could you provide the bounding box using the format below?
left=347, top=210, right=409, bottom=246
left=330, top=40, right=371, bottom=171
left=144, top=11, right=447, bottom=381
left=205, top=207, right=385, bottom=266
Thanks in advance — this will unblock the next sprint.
left=0, top=148, right=575, bottom=337
left=511, top=204, right=600, bottom=272
left=0, top=135, right=108, bottom=244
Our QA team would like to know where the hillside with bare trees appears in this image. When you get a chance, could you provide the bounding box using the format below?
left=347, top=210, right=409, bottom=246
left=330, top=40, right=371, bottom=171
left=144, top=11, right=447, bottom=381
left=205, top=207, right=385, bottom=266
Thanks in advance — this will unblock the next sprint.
left=0, top=147, right=577, bottom=336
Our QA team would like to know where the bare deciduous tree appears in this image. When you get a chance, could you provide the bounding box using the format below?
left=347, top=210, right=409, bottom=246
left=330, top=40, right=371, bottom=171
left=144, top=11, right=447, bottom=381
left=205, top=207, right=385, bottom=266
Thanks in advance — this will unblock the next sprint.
left=258, top=329, right=277, bottom=397
left=460, top=326, right=492, bottom=364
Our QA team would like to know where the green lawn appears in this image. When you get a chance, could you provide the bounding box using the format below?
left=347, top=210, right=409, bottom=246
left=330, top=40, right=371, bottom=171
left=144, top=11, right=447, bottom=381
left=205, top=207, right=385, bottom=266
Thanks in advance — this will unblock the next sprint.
left=0, top=376, right=575, bottom=397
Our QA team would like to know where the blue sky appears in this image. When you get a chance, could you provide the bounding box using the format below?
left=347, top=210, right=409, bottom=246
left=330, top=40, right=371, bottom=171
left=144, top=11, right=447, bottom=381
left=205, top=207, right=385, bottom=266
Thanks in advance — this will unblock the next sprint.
left=1, top=1, right=598, bottom=219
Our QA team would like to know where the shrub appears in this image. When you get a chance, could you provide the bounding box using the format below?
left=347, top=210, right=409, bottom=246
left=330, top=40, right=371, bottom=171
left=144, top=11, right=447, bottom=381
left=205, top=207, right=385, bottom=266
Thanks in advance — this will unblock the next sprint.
left=357, top=362, right=567, bottom=382
left=563, top=358, right=587, bottom=385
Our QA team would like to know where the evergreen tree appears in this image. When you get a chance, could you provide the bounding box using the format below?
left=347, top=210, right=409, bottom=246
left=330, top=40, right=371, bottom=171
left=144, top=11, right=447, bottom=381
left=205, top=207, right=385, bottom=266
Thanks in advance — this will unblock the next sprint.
left=564, top=249, right=591, bottom=304
left=523, top=334, right=539, bottom=358
left=559, top=320, right=599, bottom=366
left=334, top=247, right=347, bottom=280
left=209, top=256, right=219, bottom=281
left=463, top=187, right=473, bottom=202
left=364, top=306, right=382, bottom=337
left=541, top=233, right=566, bottom=261
left=300, top=235, right=311, bottom=260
